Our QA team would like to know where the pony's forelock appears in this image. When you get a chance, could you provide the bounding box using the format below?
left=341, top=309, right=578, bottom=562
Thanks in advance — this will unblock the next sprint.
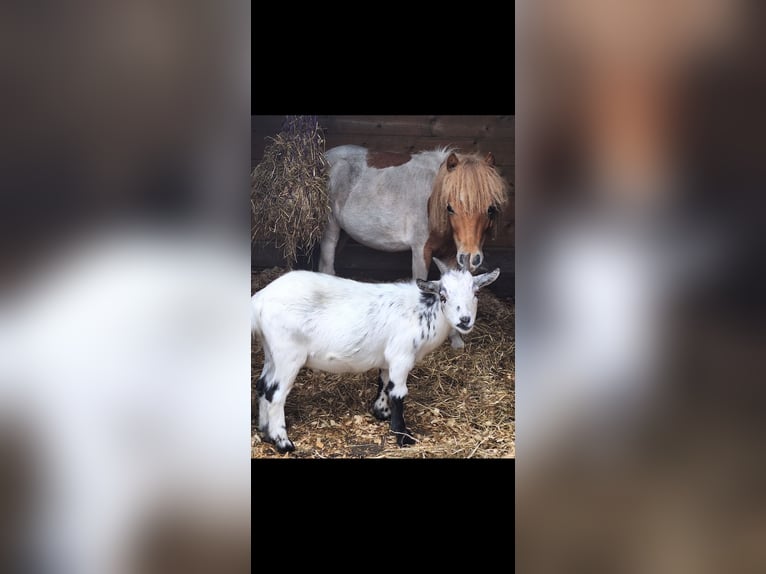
left=428, top=151, right=509, bottom=235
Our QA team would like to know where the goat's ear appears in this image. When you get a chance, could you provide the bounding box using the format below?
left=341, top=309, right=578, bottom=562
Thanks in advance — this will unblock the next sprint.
left=473, top=268, right=500, bottom=290
left=432, top=257, right=450, bottom=276
left=417, top=279, right=440, bottom=295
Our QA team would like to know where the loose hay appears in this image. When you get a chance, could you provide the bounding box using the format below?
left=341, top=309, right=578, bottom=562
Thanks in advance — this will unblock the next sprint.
left=251, top=267, right=515, bottom=459
left=251, top=116, right=329, bottom=266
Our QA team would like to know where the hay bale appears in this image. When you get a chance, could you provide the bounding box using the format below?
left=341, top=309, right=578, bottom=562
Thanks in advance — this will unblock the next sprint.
left=251, top=268, right=515, bottom=459
left=251, top=116, right=329, bottom=266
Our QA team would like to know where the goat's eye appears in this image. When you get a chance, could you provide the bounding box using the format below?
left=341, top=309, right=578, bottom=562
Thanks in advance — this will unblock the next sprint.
left=488, top=204, right=498, bottom=217
left=439, top=294, right=447, bottom=303
left=447, top=204, right=455, bottom=215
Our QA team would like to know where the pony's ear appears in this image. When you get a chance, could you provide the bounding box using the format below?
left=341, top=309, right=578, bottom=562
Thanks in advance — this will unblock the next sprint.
left=446, top=153, right=459, bottom=171
left=432, top=257, right=451, bottom=275
left=473, top=268, right=500, bottom=290
left=485, top=151, right=496, bottom=167
left=416, top=279, right=440, bottom=295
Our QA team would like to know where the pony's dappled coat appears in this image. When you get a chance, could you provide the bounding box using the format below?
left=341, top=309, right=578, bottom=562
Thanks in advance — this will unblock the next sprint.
left=319, top=145, right=509, bottom=279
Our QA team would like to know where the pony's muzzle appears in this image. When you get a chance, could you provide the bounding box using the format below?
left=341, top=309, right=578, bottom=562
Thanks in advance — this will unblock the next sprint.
left=458, top=252, right=483, bottom=272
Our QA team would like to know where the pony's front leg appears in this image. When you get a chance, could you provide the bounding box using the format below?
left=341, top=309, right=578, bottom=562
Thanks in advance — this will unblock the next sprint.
left=319, top=213, right=341, bottom=275
left=412, top=242, right=429, bottom=280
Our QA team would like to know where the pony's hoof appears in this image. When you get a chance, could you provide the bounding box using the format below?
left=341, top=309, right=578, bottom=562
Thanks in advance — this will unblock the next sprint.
left=450, top=336, right=465, bottom=349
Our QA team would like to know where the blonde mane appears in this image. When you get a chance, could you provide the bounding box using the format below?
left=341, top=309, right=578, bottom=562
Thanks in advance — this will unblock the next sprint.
left=428, top=152, right=509, bottom=235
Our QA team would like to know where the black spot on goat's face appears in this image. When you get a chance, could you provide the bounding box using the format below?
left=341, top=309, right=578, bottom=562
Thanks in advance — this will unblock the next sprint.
left=419, top=291, right=437, bottom=308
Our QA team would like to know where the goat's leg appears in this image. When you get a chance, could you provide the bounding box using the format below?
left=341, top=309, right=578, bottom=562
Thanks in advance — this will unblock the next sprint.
left=385, top=366, right=416, bottom=446
left=371, top=369, right=391, bottom=421
left=262, top=352, right=304, bottom=453
left=318, top=213, right=341, bottom=275
left=255, top=345, right=276, bottom=432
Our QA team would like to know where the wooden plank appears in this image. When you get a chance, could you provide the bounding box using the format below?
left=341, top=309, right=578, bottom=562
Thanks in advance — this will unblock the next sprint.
left=322, top=134, right=514, bottom=165
left=430, top=115, right=514, bottom=139
left=251, top=138, right=268, bottom=167
left=318, top=115, right=515, bottom=140
left=493, top=222, right=515, bottom=247
left=318, top=115, right=436, bottom=136
left=495, top=163, right=515, bottom=181
left=250, top=241, right=323, bottom=271
left=251, top=241, right=285, bottom=269
left=253, top=115, right=515, bottom=140
left=252, top=155, right=514, bottom=177
left=323, top=133, right=473, bottom=152
left=485, top=115, right=515, bottom=140
left=252, top=116, right=515, bottom=142
left=333, top=244, right=413, bottom=273
left=251, top=115, right=286, bottom=134
left=252, top=116, right=515, bottom=168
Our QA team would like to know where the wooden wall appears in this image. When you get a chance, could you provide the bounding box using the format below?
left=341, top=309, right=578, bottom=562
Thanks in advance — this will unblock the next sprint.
left=251, top=115, right=515, bottom=297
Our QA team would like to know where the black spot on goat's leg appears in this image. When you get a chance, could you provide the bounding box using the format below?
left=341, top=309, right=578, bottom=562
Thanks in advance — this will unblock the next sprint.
left=388, top=388, right=416, bottom=447
left=255, top=376, right=266, bottom=398
left=372, top=373, right=391, bottom=421
left=264, top=380, right=279, bottom=403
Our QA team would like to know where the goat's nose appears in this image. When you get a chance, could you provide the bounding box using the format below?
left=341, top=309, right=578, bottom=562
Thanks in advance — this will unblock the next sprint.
left=459, top=315, right=471, bottom=325
left=471, top=253, right=482, bottom=268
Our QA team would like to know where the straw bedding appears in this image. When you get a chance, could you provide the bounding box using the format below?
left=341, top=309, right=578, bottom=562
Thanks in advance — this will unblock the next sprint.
left=251, top=267, right=515, bottom=459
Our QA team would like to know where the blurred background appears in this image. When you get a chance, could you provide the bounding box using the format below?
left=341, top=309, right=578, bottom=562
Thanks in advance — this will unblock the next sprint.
left=3, top=0, right=766, bottom=570
left=0, top=2, right=251, bottom=573
left=516, top=0, right=766, bottom=572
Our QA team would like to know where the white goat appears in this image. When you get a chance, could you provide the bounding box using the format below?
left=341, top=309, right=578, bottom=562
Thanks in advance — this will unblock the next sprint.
left=251, top=258, right=500, bottom=453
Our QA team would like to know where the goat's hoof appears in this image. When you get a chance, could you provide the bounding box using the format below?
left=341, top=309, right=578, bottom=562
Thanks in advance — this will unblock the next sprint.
left=274, top=439, right=295, bottom=454
left=395, top=430, right=417, bottom=447
left=265, top=435, right=295, bottom=454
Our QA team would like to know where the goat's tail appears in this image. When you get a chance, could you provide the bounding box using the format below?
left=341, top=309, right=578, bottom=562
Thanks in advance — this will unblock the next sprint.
left=250, top=292, right=262, bottom=338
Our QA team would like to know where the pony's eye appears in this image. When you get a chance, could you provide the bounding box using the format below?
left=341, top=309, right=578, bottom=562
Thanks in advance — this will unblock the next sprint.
left=488, top=205, right=498, bottom=217
left=447, top=204, right=455, bottom=215
left=439, top=294, right=447, bottom=303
